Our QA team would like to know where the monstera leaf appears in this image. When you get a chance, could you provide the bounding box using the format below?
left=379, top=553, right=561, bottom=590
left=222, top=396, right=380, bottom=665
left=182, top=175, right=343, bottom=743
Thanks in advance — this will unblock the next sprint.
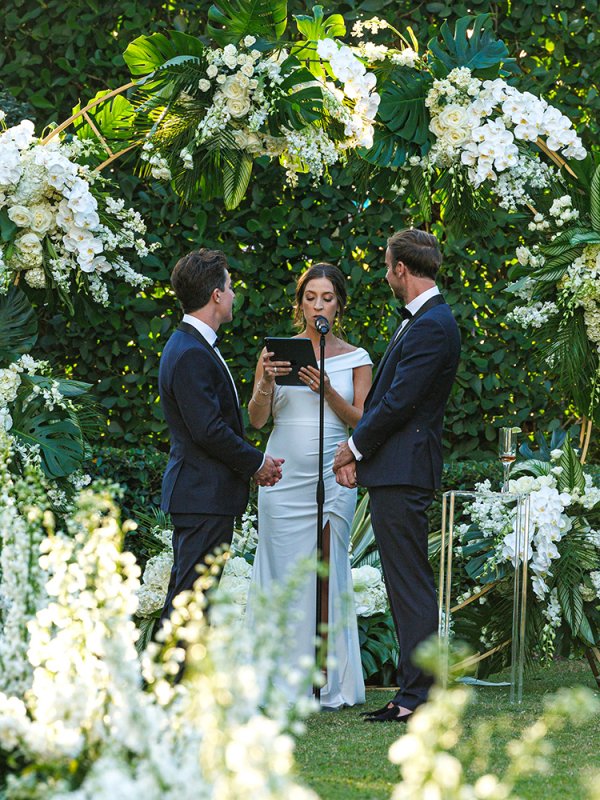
left=207, top=0, right=288, bottom=46
left=123, top=31, right=206, bottom=77
left=358, top=125, right=407, bottom=169
left=0, top=286, right=37, bottom=364
left=377, top=67, right=432, bottom=146
left=428, top=14, right=514, bottom=78
left=292, top=5, right=345, bottom=76
left=72, top=91, right=136, bottom=145
left=11, top=394, right=85, bottom=479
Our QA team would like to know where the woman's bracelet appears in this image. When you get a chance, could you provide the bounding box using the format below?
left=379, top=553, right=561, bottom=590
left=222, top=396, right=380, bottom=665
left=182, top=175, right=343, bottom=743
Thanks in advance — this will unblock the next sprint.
left=251, top=394, right=271, bottom=407
left=256, top=382, right=273, bottom=397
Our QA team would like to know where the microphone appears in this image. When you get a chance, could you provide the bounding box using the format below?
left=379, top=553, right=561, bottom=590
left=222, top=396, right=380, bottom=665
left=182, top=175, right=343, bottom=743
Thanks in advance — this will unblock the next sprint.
left=314, top=315, right=330, bottom=334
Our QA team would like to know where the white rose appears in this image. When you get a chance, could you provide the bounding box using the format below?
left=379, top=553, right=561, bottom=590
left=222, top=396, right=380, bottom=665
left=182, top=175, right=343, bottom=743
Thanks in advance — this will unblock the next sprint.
left=243, top=35, right=256, bottom=47
left=227, top=97, right=251, bottom=118
left=29, top=204, right=55, bottom=235
left=240, top=63, right=254, bottom=78
left=221, top=75, right=249, bottom=101
left=7, top=205, right=32, bottom=227
left=206, top=64, right=218, bottom=79
left=438, top=103, right=470, bottom=130
left=198, top=79, right=211, bottom=92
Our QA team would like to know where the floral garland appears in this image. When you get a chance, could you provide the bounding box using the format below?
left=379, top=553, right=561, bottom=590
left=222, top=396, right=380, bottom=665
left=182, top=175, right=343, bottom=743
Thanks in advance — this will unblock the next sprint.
left=132, top=33, right=380, bottom=196
left=0, top=118, right=156, bottom=306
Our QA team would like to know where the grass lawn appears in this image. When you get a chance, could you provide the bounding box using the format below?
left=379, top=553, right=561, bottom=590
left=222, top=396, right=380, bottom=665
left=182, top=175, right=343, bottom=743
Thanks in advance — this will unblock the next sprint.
left=294, top=659, right=600, bottom=800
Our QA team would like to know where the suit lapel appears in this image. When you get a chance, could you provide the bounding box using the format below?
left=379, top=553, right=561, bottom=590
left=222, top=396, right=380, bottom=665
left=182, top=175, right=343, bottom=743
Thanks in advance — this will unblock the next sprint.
left=368, top=295, right=446, bottom=397
left=177, top=322, right=244, bottom=430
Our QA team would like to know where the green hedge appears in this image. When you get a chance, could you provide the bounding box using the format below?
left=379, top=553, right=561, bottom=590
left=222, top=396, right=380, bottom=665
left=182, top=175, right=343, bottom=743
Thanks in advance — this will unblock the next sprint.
left=3, top=0, right=600, bottom=458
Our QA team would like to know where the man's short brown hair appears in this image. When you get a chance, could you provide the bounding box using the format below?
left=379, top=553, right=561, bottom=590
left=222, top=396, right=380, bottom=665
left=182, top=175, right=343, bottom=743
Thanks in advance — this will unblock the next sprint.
left=387, top=229, right=442, bottom=280
left=171, top=248, right=228, bottom=313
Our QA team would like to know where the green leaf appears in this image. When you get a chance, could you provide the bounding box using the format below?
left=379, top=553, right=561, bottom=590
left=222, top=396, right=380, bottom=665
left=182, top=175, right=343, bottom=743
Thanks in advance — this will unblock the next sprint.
left=223, top=152, right=254, bottom=210
left=27, top=375, right=92, bottom=398
left=0, top=286, right=38, bottom=364
left=207, top=0, right=288, bottom=46
left=377, top=67, right=432, bottom=146
left=511, top=459, right=552, bottom=478
left=558, top=582, right=584, bottom=637
left=558, top=441, right=585, bottom=493
left=428, top=14, right=514, bottom=77
left=123, top=31, right=205, bottom=77
left=570, top=231, right=600, bottom=246
left=0, top=209, right=18, bottom=243
left=292, top=5, right=345, bottom=75
left=72, top=91, right=136, bottom=145
left=358, top=124, right=407, bottom=169
left=11, top=395, right=85, bottom=478
left=590, top=163, right=600, bottom=232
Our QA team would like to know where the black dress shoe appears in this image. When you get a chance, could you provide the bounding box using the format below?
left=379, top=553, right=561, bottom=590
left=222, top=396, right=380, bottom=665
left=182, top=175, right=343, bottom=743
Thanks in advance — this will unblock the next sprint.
left=360, top=703, right=395, bottom=718
left=365, top=705, right=413, bottom=723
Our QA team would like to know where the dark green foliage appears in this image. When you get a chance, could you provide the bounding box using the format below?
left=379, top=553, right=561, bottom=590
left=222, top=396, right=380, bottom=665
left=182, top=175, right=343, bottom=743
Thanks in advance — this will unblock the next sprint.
left=85, top=446, right=167, bottom=518
left=0, top=288, right=38, bottom=362
left=428, top=14, right=515, bottom=77
left=2, top=0, right=599, bottom=458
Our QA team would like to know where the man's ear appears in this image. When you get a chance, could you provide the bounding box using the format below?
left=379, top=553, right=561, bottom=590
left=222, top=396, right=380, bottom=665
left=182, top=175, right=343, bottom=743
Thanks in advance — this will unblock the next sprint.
left=212, top=287, right=221, bottom=303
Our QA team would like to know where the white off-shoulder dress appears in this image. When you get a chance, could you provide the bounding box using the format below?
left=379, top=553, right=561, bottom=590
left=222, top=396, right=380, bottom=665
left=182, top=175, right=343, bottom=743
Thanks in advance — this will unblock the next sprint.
left=246, top=347, right=372, bottom=707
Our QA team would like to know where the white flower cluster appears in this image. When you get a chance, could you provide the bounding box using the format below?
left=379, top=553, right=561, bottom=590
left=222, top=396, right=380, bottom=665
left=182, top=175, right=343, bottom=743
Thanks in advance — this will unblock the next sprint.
left=214, top=555, right=253, bottom=617
left=507, top=300, right=559, bottom=329
left=590, top=570, right=600, bottom=600
left=549, top=194, right=580, bottom=227
left=351, top=17, right=389, bottom=38
left=0, top=487, right=318, bottom=798
left=0, top=120, right=155, bottom=304
left=464, top=448, right=600, bottom=606
left=560, top=244, right=600, bottom=354
left=351, top=564, right=388, bottom=616
left=180, top=39, right=291, bottom=165
left=388, top=682, right=600, bottom=800
left=0, top=353, right=52, bottom=431
left=0, top=431, right=49, bottom=697
left=317, top=39, right=380, bottom=149
left=136, top=542, right=173, bottom=618
left=425, top=68, right=586, bottom=203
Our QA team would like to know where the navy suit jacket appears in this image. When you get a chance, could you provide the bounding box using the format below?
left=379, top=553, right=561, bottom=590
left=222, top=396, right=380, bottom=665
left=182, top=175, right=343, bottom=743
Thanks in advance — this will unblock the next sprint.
left=159, top=322, right=263, bottom=515
left=354, top=296, right=460, bottom=490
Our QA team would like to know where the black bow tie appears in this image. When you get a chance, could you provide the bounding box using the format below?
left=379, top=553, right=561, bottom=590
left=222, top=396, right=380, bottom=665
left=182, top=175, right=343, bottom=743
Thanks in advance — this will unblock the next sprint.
left=399, top=306, right=412, bottom=321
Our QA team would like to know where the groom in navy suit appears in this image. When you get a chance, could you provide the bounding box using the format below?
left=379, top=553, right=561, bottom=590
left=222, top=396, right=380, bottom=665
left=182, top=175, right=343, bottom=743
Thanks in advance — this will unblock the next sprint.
left=158, top=248, right=283, bottom=628
left=334, top=229, right=460, bottom=722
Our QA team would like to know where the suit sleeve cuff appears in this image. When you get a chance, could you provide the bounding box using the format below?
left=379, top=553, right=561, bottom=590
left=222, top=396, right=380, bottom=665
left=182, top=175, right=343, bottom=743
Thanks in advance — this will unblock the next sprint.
left=348, top=436, right=363, bottom=461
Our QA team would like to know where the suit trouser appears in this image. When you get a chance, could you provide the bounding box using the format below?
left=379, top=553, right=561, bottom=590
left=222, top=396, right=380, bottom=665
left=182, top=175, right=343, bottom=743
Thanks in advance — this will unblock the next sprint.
left=368, top=485, right=437, bottom=710
left=158, top=513, right=235, bottom=629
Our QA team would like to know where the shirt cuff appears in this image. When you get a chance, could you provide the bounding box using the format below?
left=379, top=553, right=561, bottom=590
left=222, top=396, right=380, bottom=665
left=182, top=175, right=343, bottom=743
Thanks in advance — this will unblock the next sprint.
left=348, top=436, right=363, bottom=461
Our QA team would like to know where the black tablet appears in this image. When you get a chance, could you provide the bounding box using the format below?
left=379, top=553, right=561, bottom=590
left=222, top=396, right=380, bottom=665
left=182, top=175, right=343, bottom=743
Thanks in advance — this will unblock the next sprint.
left=264, top=337, right=318, bottom=386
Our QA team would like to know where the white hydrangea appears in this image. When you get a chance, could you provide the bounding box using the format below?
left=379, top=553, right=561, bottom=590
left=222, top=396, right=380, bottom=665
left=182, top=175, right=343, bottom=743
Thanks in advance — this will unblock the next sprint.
left=352, top=564, right=388, bottom=616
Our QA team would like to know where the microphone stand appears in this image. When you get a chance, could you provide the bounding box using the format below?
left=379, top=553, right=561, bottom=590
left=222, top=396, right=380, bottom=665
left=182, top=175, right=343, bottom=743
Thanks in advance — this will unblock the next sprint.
left=314, top=323, right=328, bottom=703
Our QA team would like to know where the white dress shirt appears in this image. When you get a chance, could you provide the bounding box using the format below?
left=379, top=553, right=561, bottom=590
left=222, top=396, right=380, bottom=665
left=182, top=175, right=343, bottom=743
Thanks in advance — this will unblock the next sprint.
left=348, top=286, right=441, bottom=461
left=182, top=314, right=239, bottom=403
